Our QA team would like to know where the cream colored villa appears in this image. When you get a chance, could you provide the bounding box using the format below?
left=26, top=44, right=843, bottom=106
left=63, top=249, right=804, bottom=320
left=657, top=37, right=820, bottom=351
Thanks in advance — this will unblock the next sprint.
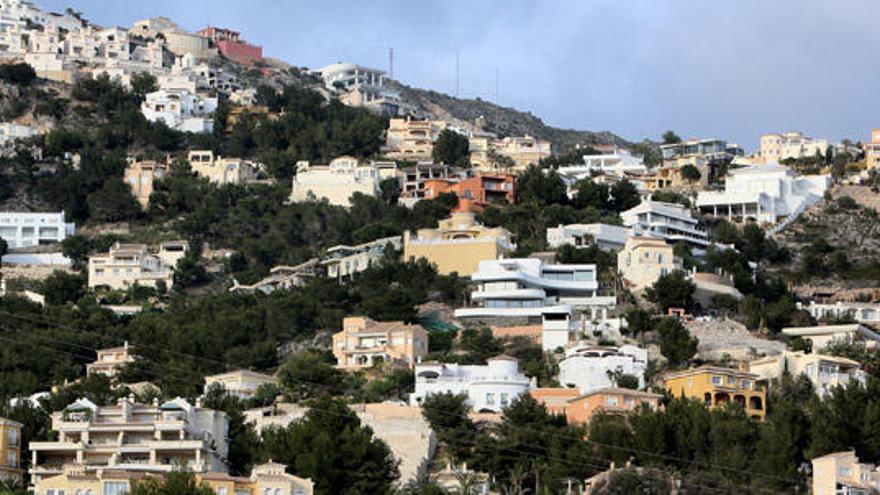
left=289, top=156, right=397, bottom=207
left=383, top=117, right=446, bottom=160
left=203, top=370, right=278, bottom=400
left=88, top=241, right=188, bottom=290
left=469, top=134, right=551, bottom=174
left=403, top=212, right=514, bottom=276
left=749, top=350, right=866, bottom=398
left=85, top=342, right=135, bottom=378
left=187, top=150, right=257, bottom=185
left=29, top=397, right=228, bottom=487
left=617, top=236, right=682, bottom=291
left=332, top=316, right=428, bottom=369
left=124, top=159, right=168, bottom=209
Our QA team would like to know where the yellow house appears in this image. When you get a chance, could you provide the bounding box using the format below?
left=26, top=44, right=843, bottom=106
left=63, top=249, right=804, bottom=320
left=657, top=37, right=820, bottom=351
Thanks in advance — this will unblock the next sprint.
left=0, top=417, right=23, bottom=486
left=403, top=212, right=514, bottom=276
left=663, top=365, right=766, bottom=420
left=34, top=462, right=314, bottom=495
left=86, top=342, right=135, bottom=378
left=332, top=316, right=428, bottom=369
left=617, top=236, right=682, bottom=291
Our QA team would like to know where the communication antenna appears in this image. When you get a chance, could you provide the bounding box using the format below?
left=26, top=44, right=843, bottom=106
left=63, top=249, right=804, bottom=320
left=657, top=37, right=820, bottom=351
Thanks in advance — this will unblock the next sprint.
left=455, top=50, right=460, bottom=97
left=494, top=66, right=499, bottom=104
left=388, top=47, right=394, bottom=79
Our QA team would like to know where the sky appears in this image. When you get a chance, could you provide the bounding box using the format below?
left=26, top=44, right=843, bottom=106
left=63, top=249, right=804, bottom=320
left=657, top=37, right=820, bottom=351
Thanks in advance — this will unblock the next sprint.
left=38, top=0, right=880, bottom=151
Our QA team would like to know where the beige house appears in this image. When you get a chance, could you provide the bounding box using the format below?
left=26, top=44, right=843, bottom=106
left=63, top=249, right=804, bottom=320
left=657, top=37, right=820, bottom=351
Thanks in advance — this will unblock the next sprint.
left=382, top=118, right=446, bottom=160
left=86, top=342, right=135, bottom=378
left=866, top=129, right=880, bottom=169
left=469, top=135, right=551, bottom=174
left=187, top=150, right=257, bottom=185
left=124, top=159, right=168, bottom=209
left=203, top=370, right=278, bottom=400
left=812, top=451, right=880, bottom=495
left=30, top=397, right=228, bottom=487
left=403, top=212, right=514, bottom=276
left=289, top=156, right=398, bottom=207
left=617, top=237, right=682, bottom=291
left=35, top=462, right=313, bottom=495
left=0, top=417, right=22, bottom=487
left=332, top=316, right=428, bottom=369
left=88, top=242, right=188, bottom=291
left=749, top=351, right=867, bottom=397
left=781, top=324, right=880, bottom=352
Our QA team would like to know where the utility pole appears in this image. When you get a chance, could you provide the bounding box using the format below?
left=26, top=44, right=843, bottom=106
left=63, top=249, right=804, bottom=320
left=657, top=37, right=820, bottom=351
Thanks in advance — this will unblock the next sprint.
left=455, top=50, right=460, bottom=97
left=494, top=66, right=499, bottom=104
left=388, top=47, right=394, bottom=80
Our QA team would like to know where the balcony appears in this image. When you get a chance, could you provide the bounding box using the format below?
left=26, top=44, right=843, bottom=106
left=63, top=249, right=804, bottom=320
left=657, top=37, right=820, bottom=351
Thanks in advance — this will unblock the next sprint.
left=30, top=441, right=82, bottom=451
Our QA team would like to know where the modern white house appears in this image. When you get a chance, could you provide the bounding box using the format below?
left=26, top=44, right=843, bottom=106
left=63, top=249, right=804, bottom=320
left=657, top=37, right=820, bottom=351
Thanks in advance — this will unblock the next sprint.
left=620, top=199, right=710, bottom=250
left=781, top=324, right=880, bottom=352
left=748, top=350, right=866, bottom=398
left=556, top=151, right=647, bottom=180
left=797, top=300, right=880, bottom=324
left=453, top=258, right=616, bottom=321
left=289, top=156, right=397, bottom=207
left=0, top=211, right=75, bottom=249
left=140, top=89, right=218, bottom=133
left=557, top=344, right=648, bottom=394
left=696, top=164, right=831, bottom=226
left=0, top=122, right=37, bottom=147
left=321, top=236, right=401, bottom=280
left=315, top=62, right=400, bottom=115
left=409, top=356, right=532, bottom=413
left=546, top=223, right=632, bottom=252
left=203, top=370, right=278, bottom=400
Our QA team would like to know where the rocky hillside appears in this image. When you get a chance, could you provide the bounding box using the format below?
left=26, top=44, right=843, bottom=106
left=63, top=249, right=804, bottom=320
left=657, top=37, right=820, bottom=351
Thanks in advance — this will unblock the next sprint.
left=390, top=81, right=629, bottom=150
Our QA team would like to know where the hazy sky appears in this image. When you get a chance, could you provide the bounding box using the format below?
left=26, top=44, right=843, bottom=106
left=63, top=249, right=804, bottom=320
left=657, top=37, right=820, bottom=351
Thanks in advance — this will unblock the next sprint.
left=39, top=0, right=880, bottom=150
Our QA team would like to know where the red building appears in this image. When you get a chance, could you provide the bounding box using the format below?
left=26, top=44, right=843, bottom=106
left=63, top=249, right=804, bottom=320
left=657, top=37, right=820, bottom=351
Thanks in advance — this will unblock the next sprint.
left=197, top=27, right=262, bottom=63
left=423, top=173, right=515, bottom=212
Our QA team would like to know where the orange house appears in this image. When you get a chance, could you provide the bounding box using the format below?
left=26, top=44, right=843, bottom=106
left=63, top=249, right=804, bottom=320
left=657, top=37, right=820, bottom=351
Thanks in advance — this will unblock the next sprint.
left=423, top=173, right=515, bottom=212
left=565, top=388, right=662, bottom=425
left=530, top=388, right=581, bottom=416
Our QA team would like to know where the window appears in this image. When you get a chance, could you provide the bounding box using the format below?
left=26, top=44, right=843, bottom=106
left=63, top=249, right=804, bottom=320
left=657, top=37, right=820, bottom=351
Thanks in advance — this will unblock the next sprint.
left=605, top=396, right=619, bottom=406
left=711, top=376, right=722, bottom=385
left=486, top=393, right=495, bottom=405
left=742, top=380, right=751, bottom=389
left=103, top=482, right=128, bottom=495
left=501, top=393, right=510, bottom=406
left=7, top=452, right=15, bottom=468
left=216, top=488, right=227, bottom=495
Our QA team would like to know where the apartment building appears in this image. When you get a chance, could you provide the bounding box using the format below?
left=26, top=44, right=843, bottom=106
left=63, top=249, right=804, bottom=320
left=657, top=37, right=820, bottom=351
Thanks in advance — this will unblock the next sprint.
left=798, top=300, right=880, bottom=324
left=124, top=159, right=168, bottom=209
left=621, top=199, right=710, bottom=250
left=422, top=173, right=516, bottom=212
left=196, top=26, right=262, bottom=62
left=200, top=462, right=313, bottom=495
left=617, top=236, right=682, bottom=291
left=453, top=258, right=615, bottom=321
left=759, top=131, right=831, bottom=163
left=546, top=223, right=632, bottom=252
left=660, top=138, right=742, bottom=164
left=469, top=135, right=551, bottom=174
left=410, top=356, right=532, bottom=413
left=696, top=164, right=831, bottom=226
left=398, top=162, right=459, bottom=206
left=332, top=316, right=428, bottom=369
left=289, top=156, right=397, bottom=207
left=30, top=397, right=228, bottom=487
left=316, top=62, right=399, bottom=115
left=86, top=342, right=135, bottom=378
left=564, top=388, right=661, bottom=425
left=88, top=242, right=187, bottom=290
left=203, top=370, right=278, bottom=400
left=866, top=129, right=880, bottom=169
left=664, top=366, right=766, bottom=420
left=556, top=151, right=647, bottom=181
left=0, top=417, right=22, bottom=486
left=781, top=324, right=880, bottom=352
left=812, top=451, right=880, bottom=495
left=187, top=150, right=257, bottom=185
left=558, top=345, right=648, bottom=394
left=0, top=211, right=75, bottom=249
left=383, top=118, right=446, bottom=160
left=321, top=236, right=401, bottom=280
left=141, top=89, right=218, bottom=133
left=749, top=351, right=866, bottom=397
left=403, top=212, right=514, bottom=276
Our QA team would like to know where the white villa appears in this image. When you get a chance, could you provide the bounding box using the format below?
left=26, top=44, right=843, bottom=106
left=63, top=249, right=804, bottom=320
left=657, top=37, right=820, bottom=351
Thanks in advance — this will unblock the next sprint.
left=410, top=356, right=532, bottom=413
left=797, top=301, right=880, bottom=324
left=620, top=199, right=710, bottom=250
left=0, top=211, right=75, bottom=249
left=141, top=89, right=218, bottom=133
left=782, top=324, right=880, bottom=352
left=696, top=164, right=830, bottom=226
left=453, top=258, right=616, bottom=321
left=557, top=151, right=647, bottom=180
left=321, top=236, right=401, bottom=280
left=289, top=156, right=397, bottom=207
left=546, top=223, right=632, bottom=252
left=748, top=351, right=866, bottom=398
left=558, top=344, right=648, bottom=394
